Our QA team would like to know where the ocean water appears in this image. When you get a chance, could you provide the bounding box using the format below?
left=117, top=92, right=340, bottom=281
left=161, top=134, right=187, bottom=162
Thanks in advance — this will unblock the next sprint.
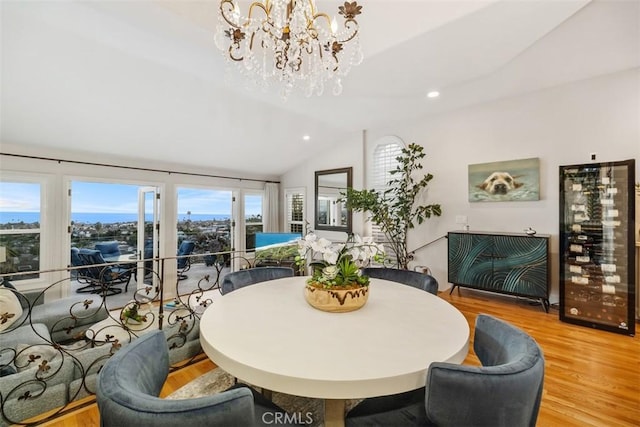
left=0, top=211, right=230, bottom=225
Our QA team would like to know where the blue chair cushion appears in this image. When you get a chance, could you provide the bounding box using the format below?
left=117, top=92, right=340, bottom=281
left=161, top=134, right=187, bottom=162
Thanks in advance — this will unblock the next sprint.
left=94, top=241, right=120, bottom=259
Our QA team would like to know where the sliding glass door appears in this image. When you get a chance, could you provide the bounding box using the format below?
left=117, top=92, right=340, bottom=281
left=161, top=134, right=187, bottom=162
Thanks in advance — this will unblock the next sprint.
left=69, top=181, right=160, bottom=291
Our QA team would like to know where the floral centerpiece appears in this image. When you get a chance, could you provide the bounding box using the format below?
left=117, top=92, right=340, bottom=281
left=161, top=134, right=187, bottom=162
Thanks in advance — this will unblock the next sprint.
left=297, top=232, right=385, bottom=312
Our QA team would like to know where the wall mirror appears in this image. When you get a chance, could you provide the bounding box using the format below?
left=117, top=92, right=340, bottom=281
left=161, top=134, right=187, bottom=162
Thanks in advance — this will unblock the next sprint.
left=315, top=167, right=352, bottom=233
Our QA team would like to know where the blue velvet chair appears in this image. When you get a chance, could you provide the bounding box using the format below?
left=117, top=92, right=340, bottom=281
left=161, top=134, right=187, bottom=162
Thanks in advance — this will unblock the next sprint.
left=362, top=268, right=439, bottom=295
left=177, top=240, right=196, bottom=280
left=345, top=314, right=545, bottom=427
left=221, top=267, right=294, bottom=295
left=96, top=330, right=290, bottom=427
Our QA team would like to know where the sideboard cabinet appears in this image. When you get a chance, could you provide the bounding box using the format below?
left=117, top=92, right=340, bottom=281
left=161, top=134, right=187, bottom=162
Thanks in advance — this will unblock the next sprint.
left=447, top=231, right=550, bottom=311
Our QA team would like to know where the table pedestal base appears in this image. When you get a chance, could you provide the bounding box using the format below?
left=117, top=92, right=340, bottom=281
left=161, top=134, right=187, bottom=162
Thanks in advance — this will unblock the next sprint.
left=324, top=399, right=345, bottom=427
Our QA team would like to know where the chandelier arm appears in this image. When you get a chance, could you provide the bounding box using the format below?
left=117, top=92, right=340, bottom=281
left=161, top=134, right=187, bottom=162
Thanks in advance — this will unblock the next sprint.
left=291, top=57, right=302, bottom=72
left=250, top=32, right=258, bottom=52
left=331, top=52, right=339, bottom=72
left=275, top=47, right=288, bottom=71
left=248, top=1, right=270, bottom=20
left=305, top=0, right=317, bottom=16
left=336, top=19, right=359, bottom=44
left=229, top=45, right=243, bottom=61
left=304, top=41, right=314, bottom=55
left=220, top=0, right=240, bottom=28
left=309, top=12, right=333, bottom=32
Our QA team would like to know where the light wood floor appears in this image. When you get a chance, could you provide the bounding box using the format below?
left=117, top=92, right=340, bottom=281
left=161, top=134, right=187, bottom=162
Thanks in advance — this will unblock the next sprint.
left=38, top=289, right=639, bottom=427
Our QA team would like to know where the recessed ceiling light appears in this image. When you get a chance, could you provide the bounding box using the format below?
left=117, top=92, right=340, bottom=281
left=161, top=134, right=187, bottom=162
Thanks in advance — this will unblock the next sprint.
left=427, top=91, right=440, bottom=99
left=303, top=135, right=311, bottom=141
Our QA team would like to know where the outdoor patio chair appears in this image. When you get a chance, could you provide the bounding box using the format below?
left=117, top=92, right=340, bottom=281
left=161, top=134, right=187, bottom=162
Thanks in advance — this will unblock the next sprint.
left=76, top=249, right=132, bottom=295
left=177, top=240, right=195, bottom=280
left=70, top=247, right=92, bottom=285
left=96, top=240, right=136, bottom=276
left=94, top=241, right=121, bottom=260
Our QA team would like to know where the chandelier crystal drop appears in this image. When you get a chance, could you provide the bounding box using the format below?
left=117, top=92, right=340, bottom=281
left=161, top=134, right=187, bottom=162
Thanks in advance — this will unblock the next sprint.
left=214, top=0, right=364, bottom=100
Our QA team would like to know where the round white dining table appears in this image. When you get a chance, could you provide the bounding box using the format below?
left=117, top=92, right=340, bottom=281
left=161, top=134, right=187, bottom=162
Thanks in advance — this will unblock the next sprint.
left=199, top=276, right=469, bottom=427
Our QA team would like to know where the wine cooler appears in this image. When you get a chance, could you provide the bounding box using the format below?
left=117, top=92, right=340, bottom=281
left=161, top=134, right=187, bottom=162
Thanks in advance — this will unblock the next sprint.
left=559, top=159, right=636, bottom=336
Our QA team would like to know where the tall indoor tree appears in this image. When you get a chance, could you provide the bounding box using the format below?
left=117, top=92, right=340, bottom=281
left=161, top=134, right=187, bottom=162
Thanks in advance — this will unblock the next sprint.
left=342, top=143, right=442, bottom=269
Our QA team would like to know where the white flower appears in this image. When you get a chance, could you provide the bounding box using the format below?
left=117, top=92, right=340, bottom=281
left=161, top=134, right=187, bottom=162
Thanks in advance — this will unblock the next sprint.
left=345, top=235, right=385, bottom=264
left=323, top=249, right=339, bottom=264
left=297, top=232, right=385, bottom=267
left=311, top=237, right=332, bottom=253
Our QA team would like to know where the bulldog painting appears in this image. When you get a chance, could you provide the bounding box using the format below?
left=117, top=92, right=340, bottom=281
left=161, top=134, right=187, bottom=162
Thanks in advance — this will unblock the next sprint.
left=468, top=158, right=540, bottom=202
left=478, top=171, right=524, bottom=195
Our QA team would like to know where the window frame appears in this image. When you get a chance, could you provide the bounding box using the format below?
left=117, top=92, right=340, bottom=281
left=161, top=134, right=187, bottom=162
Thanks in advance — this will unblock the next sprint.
left=175, top=185, right=234, bottom=262
left=284, top=187, right=305, bottom=235
left=244, top=191, right=264, bottom=253
left=0, top=172, right=52, bottom=289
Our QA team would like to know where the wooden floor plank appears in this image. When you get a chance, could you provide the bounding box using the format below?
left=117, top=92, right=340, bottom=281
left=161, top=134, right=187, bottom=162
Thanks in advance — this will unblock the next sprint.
left=37, top=289, right=640, bottom=426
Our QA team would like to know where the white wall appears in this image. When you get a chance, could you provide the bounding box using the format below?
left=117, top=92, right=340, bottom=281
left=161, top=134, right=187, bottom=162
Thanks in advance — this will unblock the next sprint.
left=280, top=129, right=365, bottom=242
left=282, top=68, right=640, bottom=302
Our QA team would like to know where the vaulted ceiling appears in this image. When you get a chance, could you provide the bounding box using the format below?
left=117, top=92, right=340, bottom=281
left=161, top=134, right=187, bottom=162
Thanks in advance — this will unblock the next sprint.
left=2, top=0, right=638, bottom=176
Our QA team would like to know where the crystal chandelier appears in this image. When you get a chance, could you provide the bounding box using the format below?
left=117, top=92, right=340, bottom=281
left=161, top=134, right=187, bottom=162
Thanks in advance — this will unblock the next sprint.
left=214, top=1, right=364, bottom=99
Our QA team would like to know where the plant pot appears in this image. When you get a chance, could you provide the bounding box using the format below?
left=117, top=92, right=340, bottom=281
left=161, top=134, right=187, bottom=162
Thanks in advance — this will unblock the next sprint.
left=123, top=317, right=142, bottom=325
left=304, top=283, right=369, bottom=313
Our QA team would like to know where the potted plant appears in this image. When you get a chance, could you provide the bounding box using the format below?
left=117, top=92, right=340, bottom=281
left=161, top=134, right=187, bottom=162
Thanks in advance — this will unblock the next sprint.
left=341, top=142, right=442, bottom=270
left=121, top=303, right=147, bottom=325
left=297, top=232, right=385, bottom=312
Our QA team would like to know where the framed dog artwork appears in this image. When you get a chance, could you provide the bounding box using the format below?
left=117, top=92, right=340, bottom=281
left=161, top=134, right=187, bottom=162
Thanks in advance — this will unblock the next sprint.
left=468, top=157, right=540, bottom=202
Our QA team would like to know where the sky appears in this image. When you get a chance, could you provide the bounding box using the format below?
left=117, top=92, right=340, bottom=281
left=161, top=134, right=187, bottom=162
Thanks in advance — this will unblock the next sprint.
left=0, top=181, right=262, bottom=216
left=0, top=182, right=40, bottom=211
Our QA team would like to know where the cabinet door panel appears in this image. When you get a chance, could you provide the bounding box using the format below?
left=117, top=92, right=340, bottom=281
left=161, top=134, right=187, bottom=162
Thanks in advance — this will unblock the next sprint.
left=448, top=231, right=550, bottom=306
left=448, top=233, right=493, bottom=288
left=492, top=235, right=549, bottom=298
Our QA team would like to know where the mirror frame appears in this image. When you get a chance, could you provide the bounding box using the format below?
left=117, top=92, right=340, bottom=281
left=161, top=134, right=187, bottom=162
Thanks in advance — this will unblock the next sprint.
left=314, top=167, right=353, bottom=233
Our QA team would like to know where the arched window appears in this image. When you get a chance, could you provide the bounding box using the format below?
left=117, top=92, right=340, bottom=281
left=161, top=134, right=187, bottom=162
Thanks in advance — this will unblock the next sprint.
left=368, top=136, right=404, bottom=263
left=371, top=138, right=403, bottom=189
